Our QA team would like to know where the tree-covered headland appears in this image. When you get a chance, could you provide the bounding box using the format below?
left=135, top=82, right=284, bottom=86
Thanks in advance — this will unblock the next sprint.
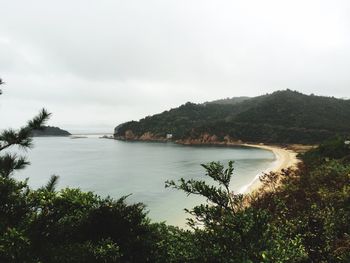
left=115, top=90, right=350, bottom=144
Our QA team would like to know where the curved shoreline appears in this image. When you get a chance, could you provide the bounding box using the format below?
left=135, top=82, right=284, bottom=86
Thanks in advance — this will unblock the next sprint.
left=239, top=144, right=300, bottom=194
left=173, top=140, right=301, bottom=194
left=115, top=137, right=302, bottom=194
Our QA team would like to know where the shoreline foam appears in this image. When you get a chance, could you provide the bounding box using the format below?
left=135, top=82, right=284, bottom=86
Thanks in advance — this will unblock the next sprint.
left=239, top=144, right=300, bottom=194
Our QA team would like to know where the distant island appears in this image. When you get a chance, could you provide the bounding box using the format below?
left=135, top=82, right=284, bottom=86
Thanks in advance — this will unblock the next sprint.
left=32, top=126, right=71, bottom=137
left=114, top=90, right=350, bottom=145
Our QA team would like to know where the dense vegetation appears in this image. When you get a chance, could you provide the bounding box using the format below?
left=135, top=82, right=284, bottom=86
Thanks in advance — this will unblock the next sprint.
left=1, top=135, right=350, bottom=262
left=115, top=90, right=350, bottom=144
left=164, top=137, right=350, bottom=262
left=32, top=126, right=71, bottom=137
left=1, top=82, right=350, bottom=262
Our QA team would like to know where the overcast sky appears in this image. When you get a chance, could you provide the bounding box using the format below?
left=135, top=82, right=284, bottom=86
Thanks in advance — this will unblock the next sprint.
left=1, top=0, right=350, bottom=132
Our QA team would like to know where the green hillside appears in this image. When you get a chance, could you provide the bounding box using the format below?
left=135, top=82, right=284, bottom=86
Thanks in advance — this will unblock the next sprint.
left=206, top=96, right=250, bottom=105
left=32, top=126, right=71, bottom=137
left=114, top=90, right=350, bottom=144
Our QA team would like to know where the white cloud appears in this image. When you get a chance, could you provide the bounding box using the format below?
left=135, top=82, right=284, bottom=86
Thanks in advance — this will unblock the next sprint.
left=1, top=0, right=350, bottom=131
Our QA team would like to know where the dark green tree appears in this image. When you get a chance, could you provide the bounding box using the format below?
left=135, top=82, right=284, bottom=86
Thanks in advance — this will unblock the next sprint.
left=0, top=79, right=51, bottom=261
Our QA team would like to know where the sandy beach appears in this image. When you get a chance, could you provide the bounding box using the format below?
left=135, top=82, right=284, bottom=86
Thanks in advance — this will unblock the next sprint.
left=239, top=144, right=300, bottom=194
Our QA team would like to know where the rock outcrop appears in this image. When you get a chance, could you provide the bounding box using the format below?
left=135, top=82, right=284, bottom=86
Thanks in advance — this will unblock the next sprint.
left=115, top=129, right=247, bottom=146
left=115, top=130, right=168, bottom=142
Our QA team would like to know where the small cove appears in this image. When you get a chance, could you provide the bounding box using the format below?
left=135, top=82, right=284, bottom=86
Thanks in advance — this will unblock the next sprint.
left=15, top=136, right=275, bottom=226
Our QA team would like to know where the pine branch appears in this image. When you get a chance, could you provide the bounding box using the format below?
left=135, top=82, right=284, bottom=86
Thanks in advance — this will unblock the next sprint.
left=0, top=77, right=4, bottom=94
left=165, top=178, right=230, bottom=209
left=0, top=128, right=32, bottom=151
left=0, top=108, right=51, bottom=151
left=0, top=153, right=30, bottom=178
left=43, top=174, right=59, bottom=192
left=0, top=79, right=51, bottom=179
left=27, top=108, right=51, bottom=130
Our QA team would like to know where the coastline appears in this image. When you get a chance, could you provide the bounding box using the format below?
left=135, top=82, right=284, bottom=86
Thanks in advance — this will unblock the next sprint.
left=239, top=144, right=300, bottom=194
left=114, top=136, right=303, bottom=195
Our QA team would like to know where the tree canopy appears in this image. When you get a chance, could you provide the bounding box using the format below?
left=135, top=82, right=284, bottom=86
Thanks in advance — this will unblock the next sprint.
left=115, top=90, right=350, bottom=144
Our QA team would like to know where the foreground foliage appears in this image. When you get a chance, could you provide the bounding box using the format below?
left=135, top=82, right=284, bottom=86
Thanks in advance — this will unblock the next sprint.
left=0, top=81, right=193, bottom=263
left=1, top=139, right=349, bottom=262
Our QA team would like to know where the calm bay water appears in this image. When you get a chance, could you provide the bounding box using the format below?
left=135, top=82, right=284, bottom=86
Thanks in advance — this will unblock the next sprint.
left=15, top=136, right=275, bottom=226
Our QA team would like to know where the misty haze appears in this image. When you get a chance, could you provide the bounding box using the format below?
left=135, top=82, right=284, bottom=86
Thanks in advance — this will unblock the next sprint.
left=1, top=1, right=350, bottom=262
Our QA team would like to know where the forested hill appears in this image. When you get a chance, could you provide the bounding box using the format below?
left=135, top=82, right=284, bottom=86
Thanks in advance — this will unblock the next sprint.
left=114, top=90, right=350, bottom=144
left=32, top=126, right=71, bottom=137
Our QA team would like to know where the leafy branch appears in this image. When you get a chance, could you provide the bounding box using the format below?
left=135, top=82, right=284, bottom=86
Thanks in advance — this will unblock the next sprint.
left=165, top=161, right=244, bottom=228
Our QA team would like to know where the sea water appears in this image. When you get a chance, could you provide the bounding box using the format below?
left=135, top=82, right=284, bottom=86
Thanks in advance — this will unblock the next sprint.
left=14, top=136, right=275, bottom=227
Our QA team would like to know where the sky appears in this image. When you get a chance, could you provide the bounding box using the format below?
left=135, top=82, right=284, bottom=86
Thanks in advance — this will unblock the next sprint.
left=1, top=0, right=350, bottom=133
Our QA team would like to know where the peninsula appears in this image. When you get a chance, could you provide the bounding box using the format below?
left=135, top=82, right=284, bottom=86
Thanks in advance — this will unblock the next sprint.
left=32, top=126, right=71, bottom=137
left=114, top=90, right=350, bottom=145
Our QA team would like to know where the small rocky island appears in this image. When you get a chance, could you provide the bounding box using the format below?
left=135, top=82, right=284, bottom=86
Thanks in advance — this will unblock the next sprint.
left=32, top=126, right=71, bottom=137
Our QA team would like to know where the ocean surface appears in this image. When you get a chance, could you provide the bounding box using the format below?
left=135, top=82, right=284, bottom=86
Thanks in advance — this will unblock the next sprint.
left=14, top=136, right=275, bottom=227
